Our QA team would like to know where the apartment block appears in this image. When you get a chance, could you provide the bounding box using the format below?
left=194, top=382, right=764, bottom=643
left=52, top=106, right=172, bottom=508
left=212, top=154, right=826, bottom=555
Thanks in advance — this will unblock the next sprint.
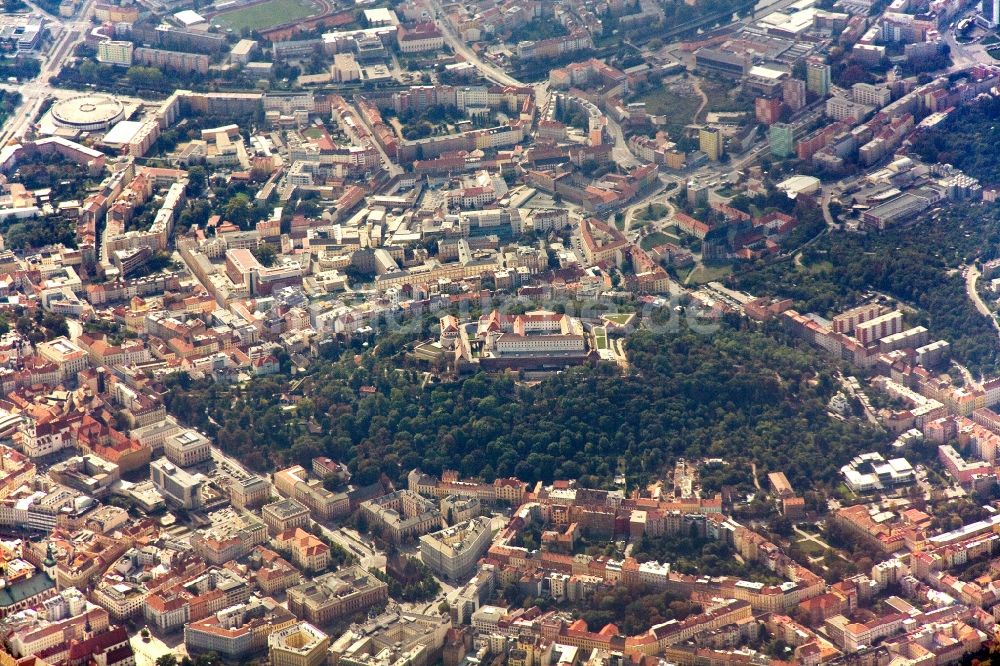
left=251, top=546, right=302, bottom=596
left=769, top=123, right=795, bottom=158
left=190, top=508, right=268, bottom=565
left=699, top=127, right=723, bottom=161
left=806, top=57, right=830, bottom=96
left=97, top=40, right=134, bottom=66
left=826, top=96, right=874, bottom=123
left=272, top=527, right=331, bottom=572
left=782, top=77, right=807, bottom=111
left=852, top=82, right=891, bottom=108
left=269, top=622, right=330, bottom=666
left=420, top=517, right=493, bottom=581
left=855, top=310, right=904, bottom=345
left=361, top=490, right=442, bottom=544
left=134, top=47, right=210, bottom=74
left=145, top=567, right=250, bottom=633
left=273, top=464, right=350, bottom=520
left=832, top=303, right=883, bottom=334
left=184, top=596, right=296, bottom=661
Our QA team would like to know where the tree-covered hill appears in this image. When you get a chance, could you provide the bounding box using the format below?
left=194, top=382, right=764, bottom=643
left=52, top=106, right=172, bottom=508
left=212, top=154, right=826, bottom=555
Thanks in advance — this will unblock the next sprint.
left=164, top=322, right=886, bottom=492
left=733, top=203, right=1000, bottom=374
left=911, top=95, right=1000, bottom=184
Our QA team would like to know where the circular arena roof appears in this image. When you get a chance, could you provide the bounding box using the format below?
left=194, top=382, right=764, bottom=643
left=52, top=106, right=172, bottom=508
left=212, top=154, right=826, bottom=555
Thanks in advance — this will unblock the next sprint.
left=51, top=94, right=126, bottom=131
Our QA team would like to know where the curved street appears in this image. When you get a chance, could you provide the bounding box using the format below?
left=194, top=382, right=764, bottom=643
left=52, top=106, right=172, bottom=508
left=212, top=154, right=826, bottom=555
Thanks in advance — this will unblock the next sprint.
left=426, top=0, right=640, bottom=167
left=965, top=264, right=1000, bottom=340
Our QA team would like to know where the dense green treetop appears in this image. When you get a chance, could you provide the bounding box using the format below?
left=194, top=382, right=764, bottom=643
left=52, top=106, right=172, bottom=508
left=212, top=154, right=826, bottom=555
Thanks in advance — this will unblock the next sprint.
left=165, top=322, right=886, bottom=491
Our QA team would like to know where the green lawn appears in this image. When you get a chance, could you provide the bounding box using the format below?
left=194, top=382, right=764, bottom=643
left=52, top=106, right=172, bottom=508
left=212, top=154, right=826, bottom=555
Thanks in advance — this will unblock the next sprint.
left=686, top=263, right=733, bottom=284
left=593, top=327, right=609, bottom=350
left=834, top=482, right=858, bottom=502
left=805, top=259, right=834, bottom=274
left=640, top=231, right=672, bottom=251
left=661, top=226, right=682, bottom=241
left=602, top=313, right=635, bottom=326
left=213, top=0, right=320, bottom=31
left=795, top=539, right=827, bottom=557
left=634, top=203, right=668, bottom=222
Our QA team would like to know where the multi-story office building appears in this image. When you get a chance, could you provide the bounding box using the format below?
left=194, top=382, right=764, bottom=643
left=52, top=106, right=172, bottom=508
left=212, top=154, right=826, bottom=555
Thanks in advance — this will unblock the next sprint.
left=769, top=123, right=795, bottom=158
left=228, top=472, right=269, bottom=510
left=164, top=429, right=211, bottom=467
left=150, top=459, right=206, bottom=509
left=286, top=567, right=388, bottom=627
left=36, top=337, right=89, bottom=382
left=806, top=57, right=831, bottom=96
left=262, top=498, right=310, bottom=536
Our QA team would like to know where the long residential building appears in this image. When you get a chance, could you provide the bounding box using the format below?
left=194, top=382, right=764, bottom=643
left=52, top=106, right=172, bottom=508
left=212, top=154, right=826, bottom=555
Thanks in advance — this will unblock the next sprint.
left=184, top=596, right=297, bottom=661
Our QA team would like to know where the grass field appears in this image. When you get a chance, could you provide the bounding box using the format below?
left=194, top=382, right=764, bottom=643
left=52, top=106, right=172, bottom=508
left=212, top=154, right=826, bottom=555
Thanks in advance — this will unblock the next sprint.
left=795, top=539, right=827, bottom=558
left=640, top=231, right=672, bottom=250
left=661, top=226, right=682, bottom=240
left=593, top=326, right=608, bottom=350
left=634, top=87, right=702, bottom=126
left=633, top=78, right=751, bottom=129
left=684, top=263, right=733, bottom=284
left=634, top=203, right=668, bottom=222
left=213, top=0, right=320, bottom=31
left=602, top=313, right=635, bottom=326
left=805, top=259, right=834, bottom=274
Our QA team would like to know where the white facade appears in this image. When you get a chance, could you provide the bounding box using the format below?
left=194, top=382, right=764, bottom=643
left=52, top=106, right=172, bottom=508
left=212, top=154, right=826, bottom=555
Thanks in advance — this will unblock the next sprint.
left=164, top=429, right=212, bottom=467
